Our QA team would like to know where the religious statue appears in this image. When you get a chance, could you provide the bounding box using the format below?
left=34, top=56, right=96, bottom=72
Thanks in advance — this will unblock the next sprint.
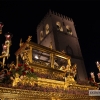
left=71, top=64, right=77, bottom=78
left=59, top=66, right=66, bottom=71
left=22, top=51, right=29, bottom=65
left=11, top=73, right=21, bottom=87
left=63, top=64, right=77, bottom=88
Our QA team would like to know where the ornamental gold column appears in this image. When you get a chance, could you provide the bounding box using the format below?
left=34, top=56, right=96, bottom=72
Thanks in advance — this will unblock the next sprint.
left=28, top=46, right=32, bottom=63
left=26, top=36, right=32, bottom=63
left=16, top=55, right=18, bottom=67
left=49, top=42, right=54, bottom=68
left=50, top=53, right=54, bottom=68
left=68, top=58, right=71, bottom=66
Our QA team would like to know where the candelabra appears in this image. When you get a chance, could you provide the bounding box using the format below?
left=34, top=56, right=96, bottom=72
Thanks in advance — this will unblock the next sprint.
left=90, top=61, right=100, bottom=86
left=96, top=61, right=100, bottom=80
left=0, top=22, right=12, bottom=67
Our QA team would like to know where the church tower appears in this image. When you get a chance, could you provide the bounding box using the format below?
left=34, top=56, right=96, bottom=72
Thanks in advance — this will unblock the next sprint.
left=36, top=10, right=87, bottom=81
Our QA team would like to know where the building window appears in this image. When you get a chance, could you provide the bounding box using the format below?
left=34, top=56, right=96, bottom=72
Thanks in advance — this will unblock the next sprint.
left=66, top=25, right=72, bottom=35
left=56, top=21, right=63, bottom=32
left=66, top=45, right=73, bottom=55
left=45, top=24, right=49, bottom=35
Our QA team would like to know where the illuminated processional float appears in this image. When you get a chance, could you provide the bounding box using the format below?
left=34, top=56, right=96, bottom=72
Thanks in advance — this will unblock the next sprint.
left=0, top=22, right=99, bottom=100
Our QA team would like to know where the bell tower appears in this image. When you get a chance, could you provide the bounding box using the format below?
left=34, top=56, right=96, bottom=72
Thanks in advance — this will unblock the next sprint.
left=36, top=10, right=87, bottom=81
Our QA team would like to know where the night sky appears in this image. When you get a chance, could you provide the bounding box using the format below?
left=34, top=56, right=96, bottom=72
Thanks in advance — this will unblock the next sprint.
left=0, top=1, right=100, bottom=80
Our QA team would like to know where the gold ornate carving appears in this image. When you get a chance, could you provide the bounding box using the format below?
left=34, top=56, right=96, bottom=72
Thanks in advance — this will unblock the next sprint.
left=0, top=61, right=6, bottom=67
left=63, top=64, right=77, bottom=88
left=28, top=46, right=32, bottom=63
left=19, top=38, right=24, bottom=47
left=9, top=41, right=99, bottom=100
left=11, top=73, right=21, bottom=87
left=30, top=65, right=65, bottom=81
left=7, top=61, right=16, bottom=71
left=22, top=51, right=30, bottom=65
left=50, top=53, right=54, bottom=68
left=26, top=36, right=32, bottom=42
left=16, top=55, right=18, bottom=67
left=0, top=85, right=99, bottom=100
left=49, top=42, right=53, bottom=49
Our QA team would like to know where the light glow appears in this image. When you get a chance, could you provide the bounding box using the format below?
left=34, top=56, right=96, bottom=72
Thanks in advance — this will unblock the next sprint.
left=5, top=35, right=10, bottom=39
left=34, top=55, right=39, bottom=59
left=3, top=45, right=7, bottom=49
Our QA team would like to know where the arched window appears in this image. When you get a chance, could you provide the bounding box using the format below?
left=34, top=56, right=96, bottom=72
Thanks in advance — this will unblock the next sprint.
left=56, top=21, right=63, bottom=32
left=45, top=24, right=49, bottom=35
left=66, top=25, right=72, bottom=35
left=66, top=45, right=73, bottom=55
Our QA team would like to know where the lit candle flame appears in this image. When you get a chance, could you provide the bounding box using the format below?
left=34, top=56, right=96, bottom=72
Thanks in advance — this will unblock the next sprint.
left=97, top=61, right=99, bottom=64
left=6, top=35, right=10, bottom=38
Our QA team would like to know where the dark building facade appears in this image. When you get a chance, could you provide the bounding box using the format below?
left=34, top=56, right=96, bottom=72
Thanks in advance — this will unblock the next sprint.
left=36, top=10, right=87, bottom=81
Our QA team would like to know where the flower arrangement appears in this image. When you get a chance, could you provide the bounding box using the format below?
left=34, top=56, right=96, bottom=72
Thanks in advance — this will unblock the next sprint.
left=0, top=63, right=37, bottom=87
left=10, top=64, right=37, bottom=79
left=8, top=63, right=37, bottom=86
